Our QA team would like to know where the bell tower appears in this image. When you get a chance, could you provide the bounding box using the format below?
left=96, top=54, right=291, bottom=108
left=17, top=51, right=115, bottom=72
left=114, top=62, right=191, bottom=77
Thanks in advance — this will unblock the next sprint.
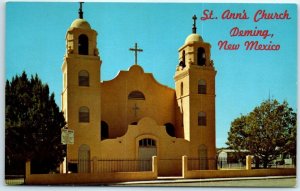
left=61, top=3, right=102, bottom=163
left=174, top=15, right=216, bottom=169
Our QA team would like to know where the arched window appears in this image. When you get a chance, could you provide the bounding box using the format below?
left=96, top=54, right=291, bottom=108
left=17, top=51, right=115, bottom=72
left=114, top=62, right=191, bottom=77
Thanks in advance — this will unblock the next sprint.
left=199, top=144, right=208, bottom=170
left=78, top=34, right=88, bottom=55
left=198, top=80, right=206, bottom=94
left=164, top=123, right=175, bottom=137
left=197, top=47, right=206, bottom=66
left=79, top=106, right=89, bottom=123
left=182, top=50, right=186, bottom=65
left=180, top=82, right=184, bottom=96
left=78, top=70, right=89, bottom=86
left=179, top=50, right=186, bottom=68
left=139, top=138, right=156, bottom=147
left=128, top=91, right=145, bottom=100
left=101, top=121, right=109, bottom=140
left=198, top=112, right=206, bottom=126
left=78, top=144, right=90, bottom=173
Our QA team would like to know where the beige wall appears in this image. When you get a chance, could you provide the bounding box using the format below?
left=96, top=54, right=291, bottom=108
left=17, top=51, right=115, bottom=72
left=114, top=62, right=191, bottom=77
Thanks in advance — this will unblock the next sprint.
left=101, top=65, right=178, bottom=138
left=182, top=156, right=296, bottom=179
left=184, top=168, right=296, bottom=179
left=94, top=117, right=191, bottom=176
left=25, top=159, right=157, bottom=185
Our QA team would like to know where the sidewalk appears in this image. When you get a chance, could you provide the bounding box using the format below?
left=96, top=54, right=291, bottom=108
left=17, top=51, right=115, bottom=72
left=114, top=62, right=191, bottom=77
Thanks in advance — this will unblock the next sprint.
left=114, top=175, right=297, bottom=186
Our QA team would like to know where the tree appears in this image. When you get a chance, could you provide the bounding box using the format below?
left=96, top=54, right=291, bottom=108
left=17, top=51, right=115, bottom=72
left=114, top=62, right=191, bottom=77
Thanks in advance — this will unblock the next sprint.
left=282, top=121, right=297, bottom=166
left=5, top=72, right=66, bottom=174
left=226, top=99, right=296, bottom=168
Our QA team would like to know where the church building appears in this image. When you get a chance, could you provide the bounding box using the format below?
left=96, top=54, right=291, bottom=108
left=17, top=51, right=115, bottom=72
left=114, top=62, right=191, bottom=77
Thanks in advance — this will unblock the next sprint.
left=61, top=4, right=217, bottom=176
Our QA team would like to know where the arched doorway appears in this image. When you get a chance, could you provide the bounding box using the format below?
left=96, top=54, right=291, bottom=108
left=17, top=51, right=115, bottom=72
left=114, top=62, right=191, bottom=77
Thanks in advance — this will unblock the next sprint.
left=138, top=138, right=157, bottom=171
left=78, top=144, right=90, bottom=173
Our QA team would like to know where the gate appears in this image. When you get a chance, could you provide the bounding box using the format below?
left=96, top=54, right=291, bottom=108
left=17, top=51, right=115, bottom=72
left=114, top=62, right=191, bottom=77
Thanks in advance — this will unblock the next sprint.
left=138, top=138, right=157, bottom=171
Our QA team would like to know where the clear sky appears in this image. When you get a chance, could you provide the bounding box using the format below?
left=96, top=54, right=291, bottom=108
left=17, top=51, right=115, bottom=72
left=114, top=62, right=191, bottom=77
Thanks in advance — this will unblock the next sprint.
left=5, top=2, right=297, bottom=148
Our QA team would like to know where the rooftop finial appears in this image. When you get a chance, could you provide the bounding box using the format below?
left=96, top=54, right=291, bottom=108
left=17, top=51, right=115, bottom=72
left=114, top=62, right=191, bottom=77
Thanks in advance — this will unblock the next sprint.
left=79, top=2, right=84, bottom=19
left=192, top=15, right=197, bottom=33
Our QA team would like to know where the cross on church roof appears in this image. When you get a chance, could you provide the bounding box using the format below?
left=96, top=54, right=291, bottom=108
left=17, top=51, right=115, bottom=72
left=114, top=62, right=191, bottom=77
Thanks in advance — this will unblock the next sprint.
left=129, top=43, right=143, bottom=65
left=192, top=15, right=197, bottom=33
left=79, top=2, right=84, bottom=19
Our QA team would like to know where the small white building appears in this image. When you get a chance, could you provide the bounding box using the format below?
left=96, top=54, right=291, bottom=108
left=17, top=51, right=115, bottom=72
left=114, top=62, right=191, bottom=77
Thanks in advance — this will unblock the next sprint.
left=217, top=149, right=250, bottom=168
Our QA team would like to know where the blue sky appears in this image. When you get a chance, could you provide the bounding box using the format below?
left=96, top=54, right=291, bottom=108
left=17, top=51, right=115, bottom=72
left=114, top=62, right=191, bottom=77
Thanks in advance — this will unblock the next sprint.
left=5, top=2, right=297, bottom=147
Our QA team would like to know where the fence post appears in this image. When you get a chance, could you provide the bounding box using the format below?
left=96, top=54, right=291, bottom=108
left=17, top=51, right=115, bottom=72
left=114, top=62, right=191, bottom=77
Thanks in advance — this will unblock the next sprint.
left=246, top=155, right=252, bottom=170
left=25, top=160, right=31, bottom=184
left=152, top=156, right=158, bottom=177
left=182, top=155, right=188, bottom=178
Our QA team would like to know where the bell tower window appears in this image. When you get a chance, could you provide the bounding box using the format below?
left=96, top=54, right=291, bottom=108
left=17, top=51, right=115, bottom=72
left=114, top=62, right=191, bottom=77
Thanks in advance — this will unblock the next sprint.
left=198, top=80, right=206, bottom=94
left=79, top=106, right=90, bottom=123
left=179, top=50, right=186, bottom=68
left=78, top=70, right=89, bottom=86
left=180, top=82, right=184, bottom=96
left=198, top=112, right=207, bottom=126
left=78, top=34, right=89, bottom=55
left=182, top=50, right=186, bottom=64
left=197, top=47, right=206, bottom=66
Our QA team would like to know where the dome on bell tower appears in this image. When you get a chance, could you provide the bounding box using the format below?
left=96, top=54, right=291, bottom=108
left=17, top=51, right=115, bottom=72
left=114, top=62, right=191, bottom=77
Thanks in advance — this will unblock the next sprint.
left=184, top=15, right=203, bottom=44
left=185, top=33, right=203, bottom=44
left=70, top=18, right=91, bottom=30
left=69, top=2, right=91, bottom=30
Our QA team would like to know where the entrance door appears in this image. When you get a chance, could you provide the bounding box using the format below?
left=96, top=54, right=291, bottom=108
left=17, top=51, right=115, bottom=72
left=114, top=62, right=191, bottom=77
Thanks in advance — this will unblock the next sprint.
left=78, top=144, right=90, bottom=173
left=138, top=138, right=157, bottom=171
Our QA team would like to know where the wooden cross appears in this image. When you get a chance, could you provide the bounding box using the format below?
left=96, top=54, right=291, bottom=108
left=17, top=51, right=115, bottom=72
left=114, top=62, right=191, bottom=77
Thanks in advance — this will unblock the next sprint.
left=192, top=15, right=197, bottom=33
left=132, top=103, right=139, bottom=117
left=129, top=43, right=143, bottom=65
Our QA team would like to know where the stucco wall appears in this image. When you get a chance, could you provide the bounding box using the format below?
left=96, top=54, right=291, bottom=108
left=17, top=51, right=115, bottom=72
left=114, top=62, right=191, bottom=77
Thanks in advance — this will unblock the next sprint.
left=182, top=156, right=296, bottom=179
left=94, top=117, right=191, bottom=176
left=184, top=168, right=296, bottom=179
left=26, top=172, right=157, bottom=185
left=25, top=157, right=157, bottom=185
left=101, top=65, right=178, bottom=139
